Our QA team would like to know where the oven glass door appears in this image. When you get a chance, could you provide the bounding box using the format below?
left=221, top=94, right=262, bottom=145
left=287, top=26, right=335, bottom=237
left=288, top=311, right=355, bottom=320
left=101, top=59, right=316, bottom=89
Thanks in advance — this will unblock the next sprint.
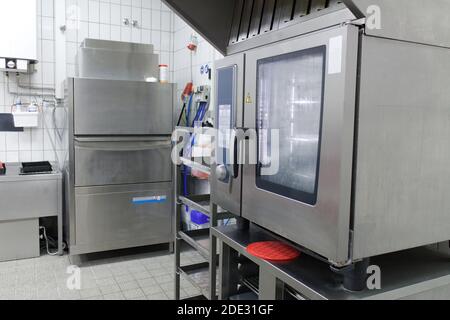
left=256, top=46, right=325, bottom=206
left=242, top=26, right=359, bottom=263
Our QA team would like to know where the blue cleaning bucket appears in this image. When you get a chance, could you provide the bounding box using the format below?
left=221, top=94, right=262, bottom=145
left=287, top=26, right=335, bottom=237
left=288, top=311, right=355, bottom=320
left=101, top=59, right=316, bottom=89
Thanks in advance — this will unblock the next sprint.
left=190, top=210, right=210, bottom=225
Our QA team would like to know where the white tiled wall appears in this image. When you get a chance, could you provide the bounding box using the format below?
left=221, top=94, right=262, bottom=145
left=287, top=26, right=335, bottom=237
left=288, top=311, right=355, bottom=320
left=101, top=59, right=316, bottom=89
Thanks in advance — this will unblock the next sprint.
left=0, top=0, right=221, bottom=163
left=172, top=14, right=223, bottom=102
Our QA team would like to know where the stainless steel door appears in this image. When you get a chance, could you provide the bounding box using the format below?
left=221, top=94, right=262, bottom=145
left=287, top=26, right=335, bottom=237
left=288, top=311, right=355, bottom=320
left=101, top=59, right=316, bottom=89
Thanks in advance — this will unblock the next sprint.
left=72, top=78, right=174, bottom=135
left=211, top=54, right=244, bottom=215
left=74, top=137, right=172, bottom=187
left=72, top=182, right=172, bottom=255
left=242, top=25, right=359, bottom=264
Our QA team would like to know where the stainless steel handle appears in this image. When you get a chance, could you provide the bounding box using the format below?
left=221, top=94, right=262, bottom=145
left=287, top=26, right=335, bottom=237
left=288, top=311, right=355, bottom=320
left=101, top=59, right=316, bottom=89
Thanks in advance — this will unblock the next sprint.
left=74, top=137, right=169, bottom=143
left=75, top=140, right=171, bottom=152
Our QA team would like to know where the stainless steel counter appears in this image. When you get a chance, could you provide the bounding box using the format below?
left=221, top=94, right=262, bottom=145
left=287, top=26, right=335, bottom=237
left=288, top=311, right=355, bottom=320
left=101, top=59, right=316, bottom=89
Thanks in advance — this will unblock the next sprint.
left=211, top=224, right=450, bottom=300
left=0, top=164, right=63, bottom=261
left=0, top=163, right=62, bottom=182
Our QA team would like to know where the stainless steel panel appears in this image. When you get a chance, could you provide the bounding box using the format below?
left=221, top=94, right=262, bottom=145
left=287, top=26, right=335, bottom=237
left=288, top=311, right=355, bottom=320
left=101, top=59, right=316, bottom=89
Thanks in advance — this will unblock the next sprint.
left=72, top=78, right=174, bottom=136
left=229, top=0, right=245, bottom=45
left=242, top=26, right=359, bottom=264
left=344, top=0, right=450, bottom=48
left=74, top=137, right=172, bottom=187
left=248, top=0, right=265, bottom=38
left=211, top=54, right=245, bottom=216
left=227, top=8, right=354, bottom=55
left=80, top=39, right=154, bottom=53
left=275, top=0, right=295, bottom=28
left=260, top=0, right=277, bottom=34
left=76, top=39, right=159, bottom=81
left=0, top=219, right=39, bottom=262
left=353, top=36, right=450, bottom=260
left=0, top=178, right=59, bottom=221
left=66, top=78, right=76, bottom=248
left=328, top=0, right=343, bottom=7
left=294, top=0, right=310, bottom=18
left=238, top=0, right=254, bottom=42
left=310, top=0, right=327, bottom=12
left=0, top=166, right=63, bottom=256
left=73, top=183, right=172, bottom=255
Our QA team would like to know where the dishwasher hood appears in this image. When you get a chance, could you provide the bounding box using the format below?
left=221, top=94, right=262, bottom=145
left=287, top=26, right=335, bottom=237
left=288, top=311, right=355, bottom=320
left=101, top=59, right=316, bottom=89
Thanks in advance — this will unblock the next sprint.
left=163, top=0, right=450, bottom=55
left=76, top=39, right=160, bottom=81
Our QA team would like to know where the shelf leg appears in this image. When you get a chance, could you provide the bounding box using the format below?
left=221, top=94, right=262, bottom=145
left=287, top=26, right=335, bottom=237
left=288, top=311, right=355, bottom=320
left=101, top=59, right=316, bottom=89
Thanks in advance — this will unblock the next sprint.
left=209, top=202, right=219, bottom=300
left=174, top=237, right=181, bottom=300
left=259, top=267, right=277, bottom=300
left=174, top=163, right=182, bottom=301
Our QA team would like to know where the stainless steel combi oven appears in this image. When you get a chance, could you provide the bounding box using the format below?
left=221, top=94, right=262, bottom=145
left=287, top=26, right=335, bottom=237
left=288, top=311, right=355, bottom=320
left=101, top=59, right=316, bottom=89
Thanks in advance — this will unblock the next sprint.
left=212, top=25, right=358, bottom=265
left=242, top=26, right=358, bottom=265
left=166, top=0, right=450, bottom=269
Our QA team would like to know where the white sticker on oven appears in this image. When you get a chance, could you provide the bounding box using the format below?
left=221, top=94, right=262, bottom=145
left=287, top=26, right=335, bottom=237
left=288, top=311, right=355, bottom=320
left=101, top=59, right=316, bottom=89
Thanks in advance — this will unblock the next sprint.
left=218, top=104, right=232, bottom=148
left=328, top=36, right=343, bottom=74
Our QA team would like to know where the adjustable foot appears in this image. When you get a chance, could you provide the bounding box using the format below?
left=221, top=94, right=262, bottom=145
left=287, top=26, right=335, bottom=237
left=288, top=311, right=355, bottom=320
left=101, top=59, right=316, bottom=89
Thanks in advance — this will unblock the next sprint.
left=236, top=218, right=250, bottom=231
left=331, top=258, right=371, bottom=292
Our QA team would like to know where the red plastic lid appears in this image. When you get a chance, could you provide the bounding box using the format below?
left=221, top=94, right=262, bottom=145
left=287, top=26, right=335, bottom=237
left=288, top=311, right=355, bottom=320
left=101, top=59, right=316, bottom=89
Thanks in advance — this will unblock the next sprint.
left=159, top=64, right=169, bottom=67
left=247, top=241, right=300, bottom=262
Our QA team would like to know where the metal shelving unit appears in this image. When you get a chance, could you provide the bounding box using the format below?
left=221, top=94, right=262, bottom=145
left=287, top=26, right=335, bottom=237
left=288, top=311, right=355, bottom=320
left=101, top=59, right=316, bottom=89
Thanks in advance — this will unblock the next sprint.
left=178, top=229, right=210, bottom=259
left=174, top=129, right=234, bottom=300
left=178, top=262, right=211, bottom=298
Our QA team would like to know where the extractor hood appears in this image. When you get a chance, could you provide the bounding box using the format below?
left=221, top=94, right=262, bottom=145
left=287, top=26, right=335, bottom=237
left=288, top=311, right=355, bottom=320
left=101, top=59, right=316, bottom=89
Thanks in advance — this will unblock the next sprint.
left=344, top=0, right=450, bottom=49
left=163, top=0, right=237, bottom=55
left=163, top=0, right=450, bottom=56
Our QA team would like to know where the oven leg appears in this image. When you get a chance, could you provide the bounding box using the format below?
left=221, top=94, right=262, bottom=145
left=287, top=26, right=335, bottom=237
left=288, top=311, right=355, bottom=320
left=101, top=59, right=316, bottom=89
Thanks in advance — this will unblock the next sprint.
left=333, top=258, right=371, bottom=292
left=259, top=267, right=278, bottom=300
left=219, top=242, right=240, bottom=300
left=237, top=217, right=250, bottom=231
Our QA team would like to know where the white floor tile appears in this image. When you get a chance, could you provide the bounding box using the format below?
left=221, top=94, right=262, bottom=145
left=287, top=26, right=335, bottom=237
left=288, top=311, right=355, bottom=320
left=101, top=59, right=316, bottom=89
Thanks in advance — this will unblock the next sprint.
left=103, top=292, right=125, bottom=300
left=99, top=284, right=121, bottom=295
left=119, top=280, right=140, bottom=291
left=141, top=285, right=163, bottom=296
left=147, top=292, right=169, bottom=300
left=123, top=288, right=145, bottom=300
left=0, top=248, right=202, bottom=300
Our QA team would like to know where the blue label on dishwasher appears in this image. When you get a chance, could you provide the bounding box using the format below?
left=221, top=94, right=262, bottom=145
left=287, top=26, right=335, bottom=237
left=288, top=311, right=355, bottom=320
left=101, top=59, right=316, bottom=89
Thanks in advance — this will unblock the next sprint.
left=132, top=196, right=167, bottom=205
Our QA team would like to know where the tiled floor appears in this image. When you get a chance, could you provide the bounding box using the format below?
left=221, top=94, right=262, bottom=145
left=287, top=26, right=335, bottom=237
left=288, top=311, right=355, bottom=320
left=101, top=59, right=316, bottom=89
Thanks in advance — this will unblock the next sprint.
left=0, top=246, right=204, bottom=300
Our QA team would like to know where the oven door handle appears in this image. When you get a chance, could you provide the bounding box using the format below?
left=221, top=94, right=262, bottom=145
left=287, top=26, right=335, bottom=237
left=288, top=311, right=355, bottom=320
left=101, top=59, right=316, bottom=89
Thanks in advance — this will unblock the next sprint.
left=232, top=135, right=239, bottom=179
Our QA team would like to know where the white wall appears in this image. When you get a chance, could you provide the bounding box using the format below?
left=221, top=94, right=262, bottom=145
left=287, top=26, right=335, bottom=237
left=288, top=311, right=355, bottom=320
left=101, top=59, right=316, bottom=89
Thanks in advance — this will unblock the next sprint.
left=0, top=0, right=219, bottom=163
left=172, top=14, right=223, bottom=103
